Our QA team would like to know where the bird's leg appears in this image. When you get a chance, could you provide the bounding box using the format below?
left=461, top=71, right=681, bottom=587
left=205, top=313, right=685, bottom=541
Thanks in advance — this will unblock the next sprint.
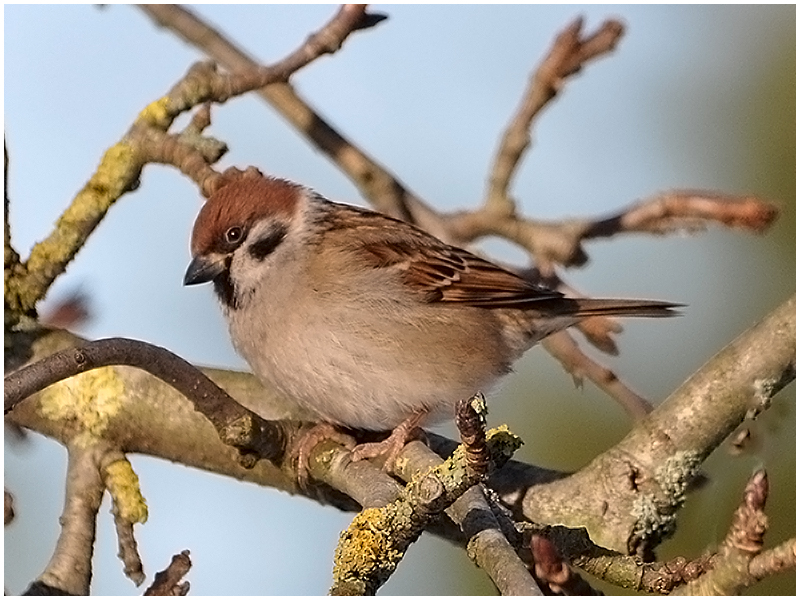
left=292, top=422, right=356, bottom=489
left=349, top=409, right=429, bottom=471
left=292, top=411, right=428, bottom=487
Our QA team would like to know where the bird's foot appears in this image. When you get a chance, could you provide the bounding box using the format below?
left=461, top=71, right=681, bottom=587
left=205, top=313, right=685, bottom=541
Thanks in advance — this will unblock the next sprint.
left=350, top=411, right=428, bottom=472
left=292, top=411, right=429, bottom=487
left=292, top=422, right=355, bottom=489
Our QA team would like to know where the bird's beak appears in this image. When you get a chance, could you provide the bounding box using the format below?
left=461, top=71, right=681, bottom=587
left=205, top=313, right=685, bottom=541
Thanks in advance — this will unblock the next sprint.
left=183, top=254, right=226, bottom=286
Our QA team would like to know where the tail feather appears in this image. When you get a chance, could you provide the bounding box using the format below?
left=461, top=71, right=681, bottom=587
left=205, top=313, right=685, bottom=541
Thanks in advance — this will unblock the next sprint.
left=537, top=298, right=682, bottom=318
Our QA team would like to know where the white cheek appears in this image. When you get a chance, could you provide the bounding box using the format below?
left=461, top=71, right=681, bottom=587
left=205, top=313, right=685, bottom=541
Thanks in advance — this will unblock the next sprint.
left=228, top=233, right=306, bottom=310
left=229, top=250, right=272, bottom=299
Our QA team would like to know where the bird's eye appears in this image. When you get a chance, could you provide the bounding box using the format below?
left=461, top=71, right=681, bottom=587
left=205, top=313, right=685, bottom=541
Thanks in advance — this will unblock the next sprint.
left=225, top=226, right=243, bottom=245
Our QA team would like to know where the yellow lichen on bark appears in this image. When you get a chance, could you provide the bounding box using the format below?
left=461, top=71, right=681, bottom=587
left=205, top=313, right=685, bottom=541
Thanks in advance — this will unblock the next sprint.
left=11, top=140, right=140, bottom=314
left=137, top=96, right=173, bottom=129
left=39, top=367, right=124, bottom=440
left=105, top=458, right=149, bottom=524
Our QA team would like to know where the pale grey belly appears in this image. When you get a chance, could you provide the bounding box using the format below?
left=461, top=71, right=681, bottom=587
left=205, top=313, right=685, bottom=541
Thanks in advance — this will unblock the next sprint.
left=230, top=303, right=511, bottom=430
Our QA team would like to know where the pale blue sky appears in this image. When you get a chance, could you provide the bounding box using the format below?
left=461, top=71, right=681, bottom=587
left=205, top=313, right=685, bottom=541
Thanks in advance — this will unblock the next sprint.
left=5, top=5, right=794, bottom=595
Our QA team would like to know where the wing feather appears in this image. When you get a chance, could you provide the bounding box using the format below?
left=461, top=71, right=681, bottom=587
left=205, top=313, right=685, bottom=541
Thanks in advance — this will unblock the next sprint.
left=322, top=205, right=562, bottom=307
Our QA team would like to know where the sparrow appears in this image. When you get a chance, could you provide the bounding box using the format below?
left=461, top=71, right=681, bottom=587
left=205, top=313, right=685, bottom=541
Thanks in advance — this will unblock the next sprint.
left=184, top=167, right=677, bottom=470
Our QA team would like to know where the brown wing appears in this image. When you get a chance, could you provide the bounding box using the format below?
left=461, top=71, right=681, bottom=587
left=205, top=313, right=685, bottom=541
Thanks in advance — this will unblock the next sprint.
left=317, top=203, right=679, bottom=316
left=330, top=208, right=563, bottom=307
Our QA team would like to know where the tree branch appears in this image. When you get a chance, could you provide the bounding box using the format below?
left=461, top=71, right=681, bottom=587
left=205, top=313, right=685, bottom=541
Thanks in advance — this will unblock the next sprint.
left=30, top=442, right=108, bottom=595
left=5, top=337, right=287, bottom=465
left=4, top=141, right=20, bottom=275
left=132, top=4, right=781, bottom=427
left=454, top=486, right=544, bottom=595
left=135, top=4, right=435, bottom=225
left=144, top=550, right=192, bottom=596
left=103, top=451, right=148, bottom=586
left=389, top=436, right=545, bottom=595
left=523, top=295, right=795, bottom=555
left=530, top=534, right=602, bottom=595
left=5, top=9, right=792, bottom=594
left=330, top=405, right=521, bottom=595
left=486, top=17, right=624, bottom=217
left=4, top=5, right=376, bottom=318
left=542, top=331, right=654, bottom=420
left=584, top=190, right=779, bottom=238
left=5, top=305, right=792, bottom=594
left=748, top=539, right=796, bottom=583
left=675, top=470, right=795, bottom=594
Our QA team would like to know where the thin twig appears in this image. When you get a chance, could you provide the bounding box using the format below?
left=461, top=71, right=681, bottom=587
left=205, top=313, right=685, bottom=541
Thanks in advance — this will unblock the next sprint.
left=4, top=141, right=20, bottom=271
left=39, top=290, right=92, bottom=330
left=113, top=517, right=145, bottom=587
left=674, top=470, right=794, bottom=594
left=530, top=534, right=602, bottom=595
left=585, top=190, right=779, bottom=238
left=135, top=4, right=435, bottom=224
left=134, top=126, right=226, bottom=192
left=486, top=17, right=625, bottom=216
left=137, top=5, right=382, bottom=132
left=4, top=489, right=14, bottom=526
left=102, top=451, right=147, bottom=586
left=144, top=550, right=192, bottom=596
left=748, top=538, right=796, bottom=582
left=542, top=331, right=654, bottom=420
left=6, top=5, right=376, bottom=317
left=455, top=393, right=491, bottom=478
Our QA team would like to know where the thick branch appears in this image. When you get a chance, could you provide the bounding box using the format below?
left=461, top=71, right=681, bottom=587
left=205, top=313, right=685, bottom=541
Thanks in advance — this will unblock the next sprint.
left=32, top=442, right=108, bottom=595
left=523, top=295, right=795, bottom=555
left=5, top=337, right=286, bottom=464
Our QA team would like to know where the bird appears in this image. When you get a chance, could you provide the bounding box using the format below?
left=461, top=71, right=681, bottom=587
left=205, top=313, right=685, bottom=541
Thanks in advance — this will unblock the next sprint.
left=184, top=167, right=678, bottom=472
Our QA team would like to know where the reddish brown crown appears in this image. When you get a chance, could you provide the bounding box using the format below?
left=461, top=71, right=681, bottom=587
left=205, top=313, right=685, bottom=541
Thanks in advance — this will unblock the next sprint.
left=191, top=167, right=301, bottom=256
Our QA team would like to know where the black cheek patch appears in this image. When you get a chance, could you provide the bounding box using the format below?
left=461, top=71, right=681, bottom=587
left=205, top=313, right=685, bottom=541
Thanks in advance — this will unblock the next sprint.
left=213, top=256, right=238, bottom=310
left=248, top=225, right=288, bottom=261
